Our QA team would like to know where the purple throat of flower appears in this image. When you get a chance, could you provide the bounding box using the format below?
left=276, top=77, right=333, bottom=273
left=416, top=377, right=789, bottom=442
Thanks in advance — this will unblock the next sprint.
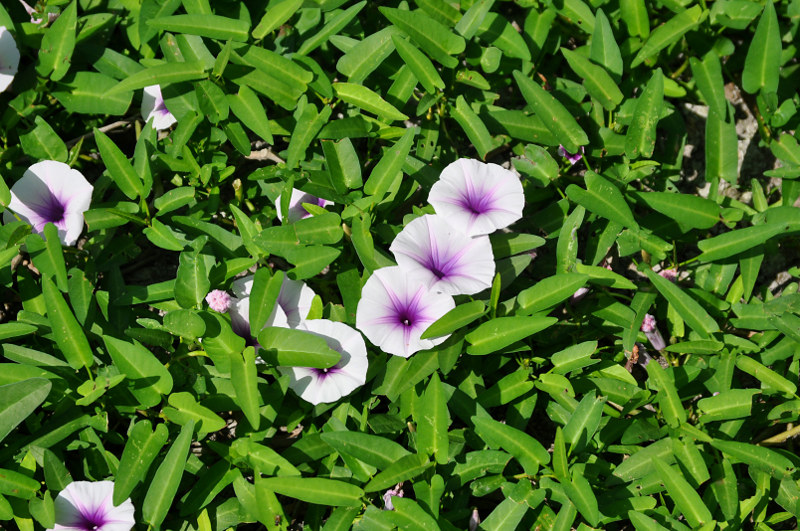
left=34, top=191, right=67, bottom=225
left=459, top=178, right=497, bottom=216
left=311, top=366, right=341, bottom=379
left=76, top=503, right=109, bottom=531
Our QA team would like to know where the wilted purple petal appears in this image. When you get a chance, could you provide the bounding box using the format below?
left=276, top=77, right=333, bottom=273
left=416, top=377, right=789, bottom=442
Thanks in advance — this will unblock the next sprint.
left=0, top=26, right=19, bottom=93
left=356, top=266, right=454, bottom=358
left=280, top=319, right=368, bottom=405
left=390, top=214, right=495, bottom=296
left=641, top=313, right=665, bottom=351
left=658, top=268, right=678, bottom=283
left=4, top=161, right=93, bottom=246
left=50, top=480, right=134, bottom=531
left=558, top=145, right=584, bottom=165
left=276, top=188, right=331, bottom=223
left=428, top=158, right=524, bottom=236
left=141, top=85, right=177, bottom=130
left=382, top=483, right=404, bottom=511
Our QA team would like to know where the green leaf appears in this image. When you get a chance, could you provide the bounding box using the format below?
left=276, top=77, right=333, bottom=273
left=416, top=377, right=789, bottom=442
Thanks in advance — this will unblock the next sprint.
left=379, top=7, right=465, bottom=68
left=320, top=431, right=411, bottom=470
left=258, top=477, right=364, bottom=507
left=631, top=6, right=704, bottom=67
left=155, top=186, right=195, bottom=215
left=148, top=14, right=250, bottom=41
left=466, top=316, right=557, bottom=355
left=0, top=467, right=40, bottom=499
left=365, top=454, right=433, bottom=492
left=142, top=420, right=195, bottom=528
left=386, top=498, right=442, bottom=530
left=195, top=80, right=229, bottom=123
left=646, top=363, right=686, bottom=428
left=37, top=0, right=77, bottom=81
left=625, top=68, right=664, bottom=159
left=705, top=103, right=738, bottom=184
left=53, top=72, right=134, bottom=115
left=590, top=9, right=623, bottom=79
left=109, top=61, right=207, bottom=94
left=472, top=416, right=549, bottom=475
left=257, top=327, right=341, bottom=368
left=114, top=421, right=169, bottom=505
left=736, top=354, right=797, bottom=395
left=566, top=172, right=638, bottom=228
left=513, top=70, right=588, bottom=154
left=175, top=240, right=211, bottom=309
left=645, top=269, right=719, bottom=337
left=337, top=26, right=398, bottom=84
left=652, top=458, right=713, bottom=527
left=710, top=459, right=738, bottom=521
left=742, top=0, right=781, bottom=94
left=252, top=0, right=303, bottom=39
left=711, top=439, right=795, bottom=478
left=285, top=103, right=332, bottom=169
left=20, top=117, right=68, bottom=162
left=26, top=226, right=68, bottom=291
left=304, top=3, right=370, bottom=54
left=562, top=391, right=606, bottom=450
left=42, top=276, right=93, bottom=370
left=230, top=346, right=260, bottom=430
left=620, top=0, right=649, bottom=37
left=551, top=341, right=598, bottom=374
left=690, top=52, right=727, bottom=118
left=0, top=379, right=51, bottom=444
left=227, top=86, right=273, bottom=144
left=391, top=34, right=445, bottom=93
left=364, top=128, right=415, bottom=198
left=450, top=95, right=494, bottom=159
left=516, top=273, right=589, bottom=314
left=104, top=335, right=173, bottom=407
left=164, top=392, right=226, bottom=436
left=629, top=191, right=720, bottom=230
left=696, top=223, right=786, bottom=262
left=322, top=137, right=362, bottom=192
left=563, top=470, right=600, bottom=526
left=455, top=0, right=494, bottom=40
left=416, top=372, right=450, bottom=464
left=249, top=269, right=283, bottom=338
left=421, top=301, right=486, bottom=339
left=333, top=83, right=408, bottom=122
left=561, top=48, right=623, bottom=111
left=94, top=128, right=143, bottom=200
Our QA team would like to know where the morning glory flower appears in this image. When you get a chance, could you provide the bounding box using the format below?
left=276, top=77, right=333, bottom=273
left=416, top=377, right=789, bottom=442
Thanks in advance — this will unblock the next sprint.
left=558, top=145, right=584, bottom=165
left=427, top=158, right=524, bottom=237
left=4, top=161, right=93, bottom=246
left=141, top=85, right=177, bottom=130
left=356, top=266, right=455, bottom=358
left=0, top=26, right=20, bottom=93
left=49, top=480, right=135, bottom=531
left=280, top=319, right=368, bottom=405
left=389, top=214, right=495, bottom=296
left=276, top=188, right=331, bottom=223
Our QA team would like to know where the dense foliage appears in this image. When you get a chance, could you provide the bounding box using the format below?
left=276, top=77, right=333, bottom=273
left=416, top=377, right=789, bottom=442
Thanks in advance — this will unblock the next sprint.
left=1, top=0, right=800, bottom=529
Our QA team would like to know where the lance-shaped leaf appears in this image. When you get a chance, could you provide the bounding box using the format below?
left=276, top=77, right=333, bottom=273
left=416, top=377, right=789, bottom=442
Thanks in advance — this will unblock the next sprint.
left=625, top=69, right=663, bottom=159
left=42, top=276, right=93, bottom=370
left=736, top=354, right=797, bottom=395
left=628, top=191, right=720, bottom=230
left=421, top=300, right=486, bottom=339
left=320, top=431, right=411, bottom=470
left=705, top=103, right=738, bottom=183
left=645, top=269, right=719, bottom=337
left=249, top=269, right=282, bottom=338
left=148, top=14, right=250, bottom=41
left=742, top=0, right=781, bottom=94
left=142, top=420, right=195, bottom=528
left=566, top=172, right=638, bottom=228
left=259, top=477, right=364, bottom=507
left=466, top=316, right=557, bottom=355
left=513, top=70, right=588, bottom=153
left=104, top=335, right=173, bottom=407
left=391, top=34, right=444, bottom=93
left=652, top=458, right=713, bottom=527
left=257, top=327, right=340, bottom=368
left=109, top=61, right=207, bottom=93
left=94, top=128, right=143, bottom=200
left=37, top=0, right=77, bottom=81
left=114, top=421, right=169, bottom=505
left=711, top=439, right=795, bottom=479
left=590, top=9, right=623, bottom=79
left=252, top=0, right=303, bottom=39
left=333, top=83, right=407, bottom=122
left=631, top=6, right=704, bottom=67
left=620, top=0, right=649, bottom=37
left=690, top=52, right=726, bottom=118
left=285, top=103, right=332, bottom=168
left=230, top=347, right=260, bottom=429
left=365, top=454, right=433, bottom=492
left=338, top=26, right=399, bottom=84
left=379, top=7, right=465, bottom=68
left=0, top=379, right=51, bottom=445
left=450, top=95, right=494, bottom=159
left=415, top=372, right=450, bottom=464
left=297, top=1, right=366, bottom=56
left=175, top=239, right=211, bottom=309
left=364, top=127, right=415, bottom=198
left=561, top=48, right=623, bottom=111
left=646, top=363, right=686, bottom=428
left=516, top=273, right=589, bottom=314
left=696, top=223, right=786, bottom=262
left=472, top=416, right=549, bottom=474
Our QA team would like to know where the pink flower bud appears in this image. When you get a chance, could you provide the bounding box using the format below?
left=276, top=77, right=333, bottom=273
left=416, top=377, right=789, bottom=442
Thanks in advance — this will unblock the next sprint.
left=640, top=314, right=665, bottom=351
left=205, top=289, right=231, bottom=313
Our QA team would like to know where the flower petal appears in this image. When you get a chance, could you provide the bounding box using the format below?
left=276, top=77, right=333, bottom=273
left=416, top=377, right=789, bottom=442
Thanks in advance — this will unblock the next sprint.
left=141, top=85, right=177, bottom=130
left=277, top=277, right=316, bottom=328
left=390, top=214, right=495, bottom=295
left=52, top=481, right=134, bottom=531
left=276, top=188, right=331, bottom=223
left=356, top=266, right=454, bottom=357
left=0, top=26, right=20, bottom=93
left=428, top=158, right=524, bottom=236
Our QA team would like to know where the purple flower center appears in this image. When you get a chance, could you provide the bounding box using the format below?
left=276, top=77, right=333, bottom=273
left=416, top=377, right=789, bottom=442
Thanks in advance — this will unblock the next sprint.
left=311, top=366, right=341, bottom=379
left=33, top=191, right=67, bottom=224
left=154, top=97, right=171, bottom=117
left=457, top=173, right=498, bottom=216
left=76, top=505, right=108, bottom=531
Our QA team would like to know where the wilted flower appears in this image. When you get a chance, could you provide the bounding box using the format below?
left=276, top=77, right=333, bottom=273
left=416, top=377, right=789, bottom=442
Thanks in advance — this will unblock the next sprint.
left=389, top=214, right=495, bottom=296
left=49, top=480, right=135, bottom=531
left=382, top=483, right=404, bottom=511
left=280, top=319, right=368, bottom=405
left=658, top=268, right=678, bottom=283
left=428, top=158, right=524, bottom=237
left=0, top=26, right=20, bottom=93
left=276, top=189, right=331, bottom=223
left=468, top=508, right=481, bottom=531
left=641, top=313, right=665, bottom=351
left=205, top=289, right=231, bottom=313
left=19, top=1, right=59, bottom=25
left=356, top=266, right=455, bottom=358
left=141, top=85, right=177, bottom=130
left=4, top=161, right=93, bottom=246
left=558, top=145, right=584, bottom=165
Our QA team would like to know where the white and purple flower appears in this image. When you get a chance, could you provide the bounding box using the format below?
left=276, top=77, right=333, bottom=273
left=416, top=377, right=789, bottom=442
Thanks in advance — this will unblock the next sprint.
left=0, top=26, right=20, bottom=93
left=427, top=158, right=524, bottom=237
left=141, top=85, right=177, bottom=130
left=276, top=188, right=331, bottom=223
left=4, top=160, right=93, bottom=246
left=356, top=266, right=455, bottom=358
left=280, top=319, right=368, bottom=405
left=49, top=480, right=135, bottom=531
left=390, top=214, right=495, bottom=296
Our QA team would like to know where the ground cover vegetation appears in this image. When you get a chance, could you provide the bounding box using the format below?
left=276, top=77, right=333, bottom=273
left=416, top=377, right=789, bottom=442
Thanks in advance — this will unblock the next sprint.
left=1, top=0, right=800, bottom=529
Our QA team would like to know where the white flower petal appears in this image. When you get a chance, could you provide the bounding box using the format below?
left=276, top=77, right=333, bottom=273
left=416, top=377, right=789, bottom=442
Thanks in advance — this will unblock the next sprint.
left=428, top=158, right=524, bottom=237
left=277, top=277, right=316, bottom=328
left=390, top=214, right=495, bottom=296
left=231, top=274, right=254, bottom=299
left=4, top=161, right=93, bottom=246
left=51, top=481, right=134, bottom=531
left=0, top=26, right=20, bottom=93
left=276, top=188, right=331, bottom=223
left=356, top=266, right=454, bottom=358
left=282, top=319, right=368, bottom=404
left=141, top=85, right=177, bottom=130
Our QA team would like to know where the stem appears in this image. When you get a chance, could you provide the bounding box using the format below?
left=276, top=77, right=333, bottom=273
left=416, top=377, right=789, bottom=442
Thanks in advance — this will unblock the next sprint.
left=759, top=423, right=800, bottom=445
